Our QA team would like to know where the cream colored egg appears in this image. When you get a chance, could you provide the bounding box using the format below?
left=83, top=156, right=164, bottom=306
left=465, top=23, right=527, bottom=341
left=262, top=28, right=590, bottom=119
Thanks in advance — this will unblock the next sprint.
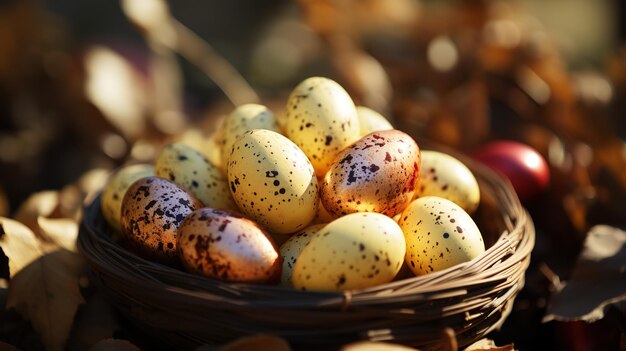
left=227, top=129, right=318, bottom=234
left=416, top=150, right=480, bottom=214
left=399, top=196, right=485, bottom=275
left=356, top=106, right=393, bottom=136
left=321, top=129, right=421, bottom=218
left=177, top=208, right=281, bottom=283
left=221, top=104, right=280, bottom=170
left=155, top=143, right=236, bottom=210
left=292, top=212, right=405, bottom=291
left=285, top=77, right=360, bottom=177
left=101, top=163, right=154, bottom=231
left=279, top=223, right=326, bottom=285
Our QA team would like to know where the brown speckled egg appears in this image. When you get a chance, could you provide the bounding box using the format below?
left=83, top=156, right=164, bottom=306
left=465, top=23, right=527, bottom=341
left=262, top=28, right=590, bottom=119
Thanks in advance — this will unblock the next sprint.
left=177, top=208, right=281, bottom=283
left=227, top=129, right=318, bottom=234
left=285, top=77, right=360, bottom=177
left=121, top=177, right=202, bottom=263
left=321, top=129, right=421, bottom=218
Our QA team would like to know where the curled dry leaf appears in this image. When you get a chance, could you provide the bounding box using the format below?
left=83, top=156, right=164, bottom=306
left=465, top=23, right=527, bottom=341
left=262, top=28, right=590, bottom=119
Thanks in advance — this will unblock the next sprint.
left=0, top=217, right=85, bottom=351
left=544, top=225, right=626, bottom=322
left=464, top=339, right=516, bottom=351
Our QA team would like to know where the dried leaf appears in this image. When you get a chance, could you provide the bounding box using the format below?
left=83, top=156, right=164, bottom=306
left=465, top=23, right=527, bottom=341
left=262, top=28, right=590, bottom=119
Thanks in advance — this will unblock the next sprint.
left=544, top=225, right=626, bottom=322
left=340, top=341, right=420, bottom=351
left=0, top=217, right=85, bottom=351
left=464, top=339, right=516, bottom=351
left=88, top=339, right=141, bottom=351
left=13, top=191, right=60, bottom=229
left=67, top=293, right=120, bottom=351
left=37, top=217, right=79, bottom=252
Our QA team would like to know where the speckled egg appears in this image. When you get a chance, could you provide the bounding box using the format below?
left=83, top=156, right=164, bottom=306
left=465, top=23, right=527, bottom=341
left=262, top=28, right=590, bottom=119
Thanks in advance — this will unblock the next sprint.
left=399, top=196, right=485, bottom=275
left=416, top=150, right=480, bottom=214
left=155, top=143, right=236, bottom=210
left=101, top=163, right=154, bottom=231
left=121, top=177, right=202, bottom=262
left=227, top=129, right=318, bottom=234
left=285, top=77, right=360, bottom=177
left=321, top=129, right=421, bottom=217
left=356, top=106, right=393, bottom=136
left=220, top=104, right=280, bottom=170
left=177, top=208, right=281, bottom=283
left=279, top=223, right=326, bottom=285
left=292, top=212, right=405, bottom=291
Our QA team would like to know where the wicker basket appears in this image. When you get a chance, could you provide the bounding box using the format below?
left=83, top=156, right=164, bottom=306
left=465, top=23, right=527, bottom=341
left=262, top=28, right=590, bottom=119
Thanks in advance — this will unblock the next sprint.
left=78, top=149, right=534, bottom=351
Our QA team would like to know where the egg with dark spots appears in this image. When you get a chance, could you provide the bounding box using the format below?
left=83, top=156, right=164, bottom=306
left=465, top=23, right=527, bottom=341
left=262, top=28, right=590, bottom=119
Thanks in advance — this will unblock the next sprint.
left=220, top=104, right=280, bottom=170
left=155, top=143, right=236, bottom=210
left=227, top=129, right=318, bottom=234
left=321, top=129, right=421, bottom=218
left=291, top=212, right=405, bottom=291
left=399, top=196, right=485, bottom=276
left=415, top=150, right=480, bottom=214
left=121, top=177, right=202, bottom=263
left=101, top=163, right=154, bottom=231
left=356, top=106, right=393, bottom=136
left=177, top=208, right=281, bottom=283
left=279, top=223, right=326, bottom=285
left=285, top=77, right=360, bottom=177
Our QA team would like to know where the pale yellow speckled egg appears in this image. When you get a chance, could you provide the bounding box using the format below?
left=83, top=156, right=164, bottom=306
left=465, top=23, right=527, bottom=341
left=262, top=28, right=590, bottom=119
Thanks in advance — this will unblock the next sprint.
left=284, top=77, right=360, bottom=177
left=227, top=129, right=318, bottom=234
left=415, top=150, right=480, bottom=214
left=101, top=163, right=154, bottom=231
left=399, top=196, right=485, bottom=275
left=321, top=129, right=421, bottom=218
left=279, top=223, right=326, bottom=285
left=155, top=143, right=236, bottom=211
left=177, top=208, right=281, bottom=283
left=356, top=106, right=393, bottom=136
left=220, top=104, right=280, bottom=171
left=292, top=212, right=405, bottom=291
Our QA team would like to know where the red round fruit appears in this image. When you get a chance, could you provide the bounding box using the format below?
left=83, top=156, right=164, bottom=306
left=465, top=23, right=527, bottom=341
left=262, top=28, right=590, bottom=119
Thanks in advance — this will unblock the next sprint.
left=472, top=140, right=549, bottom=201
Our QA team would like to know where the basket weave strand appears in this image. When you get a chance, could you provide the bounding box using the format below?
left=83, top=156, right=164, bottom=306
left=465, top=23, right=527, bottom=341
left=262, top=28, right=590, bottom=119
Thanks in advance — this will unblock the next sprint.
left=78, top=154, right=534, bottom=351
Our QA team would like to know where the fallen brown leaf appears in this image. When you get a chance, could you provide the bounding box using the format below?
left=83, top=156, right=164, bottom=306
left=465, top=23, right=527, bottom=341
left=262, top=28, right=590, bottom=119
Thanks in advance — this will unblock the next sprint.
left=464, top=338, right=516, bottom=351
left=544, top=225, right=626, bottom=322
left=67, top=293, right=120, bottom=351
left=196, top=335, right=291, bottom=351
left=0, top=217, right=85, bottom=351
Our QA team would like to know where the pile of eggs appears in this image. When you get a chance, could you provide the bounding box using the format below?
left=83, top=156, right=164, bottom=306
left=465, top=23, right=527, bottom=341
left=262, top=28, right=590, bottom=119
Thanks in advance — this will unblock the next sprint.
left=100, top=77, right=485, bottom=292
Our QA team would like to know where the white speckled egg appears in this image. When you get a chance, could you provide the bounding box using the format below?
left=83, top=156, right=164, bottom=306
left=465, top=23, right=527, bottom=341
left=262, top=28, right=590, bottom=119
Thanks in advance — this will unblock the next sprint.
left=221, top=104, right=280, bottom=170
left=285, top=77, right=360, bottom=176
left=416, top=150, right=480, bottom=214
left=227, top=129, right=318, bottom=234
left=121, top=177, right=202, bottom=263
left=321, top=129, right=421, bottom=217
left=155, top=143, right=236, bottom=210
left=279, top=223, right=326, bottom=285
left=177, top=208, right=281, bottom=283
left=356, top=106, right=393, bottom=136
left=399, top=196, right=485, bottom=275
left=101, top=163, right=154, bottom=231
left=292, top=212, right=405, bottom=291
